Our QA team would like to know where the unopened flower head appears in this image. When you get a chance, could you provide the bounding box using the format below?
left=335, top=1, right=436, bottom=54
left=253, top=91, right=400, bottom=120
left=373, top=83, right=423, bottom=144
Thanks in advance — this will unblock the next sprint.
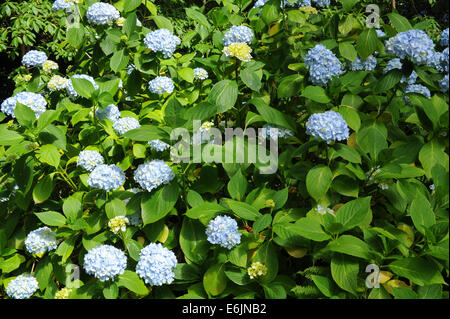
left=384, top=29, right=435, bottom=65
left=144, top=29, right=181, bottom=58
left=42, top=60, right=59, bottom=73
left=25, top=227, right=58, bottom=255
left=116, top=17, right=126, bottom=27
left=77, top=150, right=104, bottom=171
left=194, top=68, right=208, bottom=81
left=223, top=43, right=253, bottom=62
left=96, top=104, right=121, bottom=122
left=66, top=74, right=98, bottom=99
left=305, top=110, right=349, bottom=144
left=83, top=245, right=127, bottom=281
left=247, top=262, right=268, bottom=279
left=349, top=55, right=377, bottom=71
left=87, top=164, right=125, bottom=191
left=262, top=124, right=294, bottom=139
left=134, top=160, right=175, bottom=193
left=299, top=6, right=318, bottom=14
left=6, top=274, right=39, bottom=299
left=22, top=50, right=47, bottom=67
left=148, top=139, right=171, bottom=152
left=136, top=243, right=177, bottom=286
left=223, top=25, right=254, bottom=46
left=1, top=92, right=47, bottom=119
left=148, top=76, right=175, bottom=95
left=48, top=75, right=69, bottom=91
left=206, top=215, right=241, bottom=249
left=108, top=216, right=129, bottom=234
left=55, top=288, right=72, bottom=299
left=113, top=117, right=140, bottom=135
left=305, top=44, right=343, bottom=86
left=86, top=2, right=120, bottom=25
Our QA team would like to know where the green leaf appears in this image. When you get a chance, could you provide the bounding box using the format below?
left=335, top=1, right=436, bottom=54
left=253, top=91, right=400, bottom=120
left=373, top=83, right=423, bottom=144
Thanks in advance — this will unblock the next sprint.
left=67, top=26, right=85, bottom=48
left=111, top=49, right=130, bottom=73
left=392, top=287, right=418, bottom=299
left=141, top=183, right=179, bottom=225
left=14, top=103, right=36, bottom=128
left=301, top=86, right=331, bottom=104
left=203, top=263, right=228, bottom=296
left=105, top=198, right=127, bottom=219
left=36, top=144, right=61, bottom=168
left=1, top=254, right=25, bottom=273
left=63, top=196, right=83, bottom=222
left=249, top=98, right=296, bottom=132
left=226, top=200, right=262, bottom=221
left=311, top=275, right=335, bottom=297
left=339, top=41, right=357, bottom=62
left=418, top=140, right=449, bottom=179
left=117, top=270, right=149, bottom=295
left=326, top=235, right=372, bottom=259
left=123, top=13, right=137, bottom=37
left=152, top=16, right=174, bottom=33
left=224, top=268, right=252, bottom=286
left=123, top=125, right=169, bottom=141
left=103, top=282, right=119, bottom=299
left=330, top=143, right=361, bottom=163
left=185, top=7, right=211, bottom=29
left=240, top=68, right=262, bottom=92
left=227, top=170, right=248, bottom=201
left=33, top=175, right=53, bottom=204
left=335, top=197, right=372, bottom=232
left=260, top=0, right=281, bottom=25
left=180, top=218, right=209, bottom=264
left=331, top=254, right=359, bottom=296
left=263, top=283, right=287, bottom=299
left=55, top=237, right=76, bottom=263
left=71, top=77, right=96, bottom=99
left=387, top=12, right=412, bottom=32
left=178, top=67, right=194, bottom=83
left=409, top=195, right=436, bottom=234
left=389, top=257, right=446, bottom=286
left=253, top=214, right=272, bottom=234
left=208, top=80, right=238, bottom=113
left=277, top=74, right=303, bottom=98
left=123, top=0, right=141, bottom=12
left=356, top=28, right=378, bottom=60
left=35, top=211, right=66, bottom=226
left=356, top=121, right=387, bottom=162
left=185, top=202, right=226, bottom=219
left=0, top=125, right=24, bottom=145
left=35, top=256, right=53, bottom=290
left=294, top=218, right=331, bottom=241
left=306, top=165, right=333, bottom=201
left=252, top=241, right=278, bottom=284
left=338, top=0, right=360, bottom=11
left=374, top=69, right=402, bottom=93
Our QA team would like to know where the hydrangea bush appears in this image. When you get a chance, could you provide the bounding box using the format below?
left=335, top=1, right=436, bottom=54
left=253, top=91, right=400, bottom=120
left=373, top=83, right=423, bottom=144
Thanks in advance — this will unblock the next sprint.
left=0, top=0, right=448, bottom=300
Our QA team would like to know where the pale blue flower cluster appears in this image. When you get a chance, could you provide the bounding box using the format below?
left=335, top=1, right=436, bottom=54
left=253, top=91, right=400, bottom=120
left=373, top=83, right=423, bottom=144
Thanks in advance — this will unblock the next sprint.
left=112, top=117, right=140, bottom=135
left=1, top=92, right=47, bottom=119
left=305, top=110, right=350, bottom=144
left=87, top=164, right=125, bottom=191
left=128, top=211, right=143, bottom=226
left=134, top=160, right=175, bottom=193
left=144, top=29, right=181, bottom=58
left=194, top=68, right=209, bottom=81
left=223, top=25, right=254, bottom=46
left=440, top=74, right=449, bottom=92
left=376, top=29, right=386, bottom=37
left=254, top=0, right=312, bottom=9
left=136, top=243, right=178, bottom=286
left=86, top=2, right=120, bottom=25
left=25, top=227, right=58, bottom=255
left=148, top=140, right=171, bottom=152
left=312, top=0, right=330, bottom=7
left=349, top=55, right=377, bottom=71
left=441, top=28, right=449, bottom=47
left=83, top=245, right=127, bottom=281
left=206, top=215, right=241, bottom=249
left=127, top=64, right=136, bottom=75
left=52, top=0, right=74, bottom=11
left=384, top=30, right=435, bottom=65
left=96, top=104, right=121, bottom=122
left=384, top=58, right=403, bottom=73
left=22, top=50, right=47, bottom=67
left=262, top=124, right=294, bottom=139
left=66, top=74, right=98, bottom=99
left=6, top=274, right=39, bottom=299
left=403, top=84, right=431, bottom=103
left=148, top=76, right=175, bottom=95
left=77, top=150, right=104, bottom=171
left=305, top=44, right=343, bottom=86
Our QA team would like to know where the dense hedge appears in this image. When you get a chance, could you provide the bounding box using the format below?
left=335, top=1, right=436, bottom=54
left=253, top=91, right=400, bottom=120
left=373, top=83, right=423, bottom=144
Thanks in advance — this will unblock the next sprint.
left=0, top=0, right=448, bottom=299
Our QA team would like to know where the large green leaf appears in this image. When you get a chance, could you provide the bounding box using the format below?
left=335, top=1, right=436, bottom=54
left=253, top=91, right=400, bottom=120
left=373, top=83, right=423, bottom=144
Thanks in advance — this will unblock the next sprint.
left=331, top=254, right=359, bottom=296
left=117, top=270, right=149, bottom=295
left=335, top=197, right=372, bottom=232
left=389, top=257, right=446, bottom=286
left=306, top=165, right=333, bottom=201
left=180, top=218, right=209, bottom=264
left=141, top=183, right=179, bottom=225
left=356, top=28, right=378, bottom=60
left=326, top=235, right=372, bottom=259
left=208, top=80, right=238, bottom=113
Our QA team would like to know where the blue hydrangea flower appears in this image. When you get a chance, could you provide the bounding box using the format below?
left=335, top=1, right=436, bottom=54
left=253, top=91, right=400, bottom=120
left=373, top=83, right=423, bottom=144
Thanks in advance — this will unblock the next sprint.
left=305, top=110, right=350, bottom=144
left=384, top=58, right=403, bottom=73
left=77, top=150, right=104, bottom=171
left=312, top=0, right=330, bottom=7
left=440, top=28, right=449, bottom=47
left=439, top=47, right=449, bottom=73
left=305, top=44, right=343, bottom=86
left=86, top=2, right=120, bottom=25
left=128, top=211, right=143, bottom=227
left=206, top=215, right=241, bottom=249
left=253, top=0, right=268, bottom=8
left=127, top=64, right=136, bottom=75
left=66, top=74, right=98, bottom=99
left=384, top=29, right=435, bottom=65
left=87, top=164, right=125, bottom=191
left=254, top=0, right=312, bottom=9
left=440, top=74, right=449, bottom=92
left=376, top=29, right=386, bottom=37
left=6, top=274, right=39, bottom=299
left=143, top=29, right=181, bottom=58
left=400, top=70, right=418, bottom=85
left=403, top=84, right=431, bottom=104
left=112, top=117, right=140, bottom=135
left=22, top=50, right=47, bottom=67
left=1, top=92, right=47, bottom=119
left=349, top=55, right=377, bottom=71
left=52, top=0, right=74, bottom=11
left=134, top=160, right=175, bottom=193
left=148, top=76, right=175, bottom=95
left=148, top=140, right=171, bottom=152
left=262, top=124, right=294, bottom=139
left=135, top=243, right=177, bottom=286
left=96, top=104, right=121, bottom=122
left=223, top=25, right=254, bottom=46
left=83, top=245, right=127, bottom=282
left=25, top=227, right=58, bottom=255
left=194, top=68, right=208, bottom=81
